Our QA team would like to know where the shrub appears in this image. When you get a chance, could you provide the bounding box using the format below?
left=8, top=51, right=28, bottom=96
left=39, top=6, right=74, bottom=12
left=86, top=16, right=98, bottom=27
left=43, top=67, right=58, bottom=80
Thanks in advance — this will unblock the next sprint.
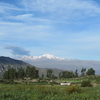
left=81, top=80, right=93, bottom=87
left=67, top=86, right=82, bottom=94
left=0, top=79, right=17, bottom=84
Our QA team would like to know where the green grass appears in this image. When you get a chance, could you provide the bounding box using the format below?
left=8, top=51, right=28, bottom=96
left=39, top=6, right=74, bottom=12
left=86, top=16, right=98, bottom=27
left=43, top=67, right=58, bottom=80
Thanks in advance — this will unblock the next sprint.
left=58, top=79, right=81, bottom=82
left=0, top=84, right=100, bottom=100
left=1, top=75, right=100, bottom=100
left=57, top=75, right=100, bottom=84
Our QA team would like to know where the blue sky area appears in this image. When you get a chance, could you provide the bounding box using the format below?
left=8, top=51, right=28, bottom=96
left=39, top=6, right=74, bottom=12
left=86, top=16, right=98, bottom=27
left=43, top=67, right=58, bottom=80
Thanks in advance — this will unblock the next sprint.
left=1, top=0, right=100, bottom=60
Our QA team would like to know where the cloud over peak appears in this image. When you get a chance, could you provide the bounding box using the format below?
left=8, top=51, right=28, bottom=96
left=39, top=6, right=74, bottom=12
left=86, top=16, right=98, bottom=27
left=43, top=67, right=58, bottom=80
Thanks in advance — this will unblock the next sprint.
left=4, top=45, right=30, bottom=56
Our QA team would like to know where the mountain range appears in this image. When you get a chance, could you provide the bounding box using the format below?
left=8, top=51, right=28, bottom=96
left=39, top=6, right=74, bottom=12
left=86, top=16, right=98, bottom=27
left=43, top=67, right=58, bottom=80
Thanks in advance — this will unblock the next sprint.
left=0, top=56, right=64, bottom=78
left=0, top=54, right=100, bottom=79
left=20, top=54, right=100, bottom=75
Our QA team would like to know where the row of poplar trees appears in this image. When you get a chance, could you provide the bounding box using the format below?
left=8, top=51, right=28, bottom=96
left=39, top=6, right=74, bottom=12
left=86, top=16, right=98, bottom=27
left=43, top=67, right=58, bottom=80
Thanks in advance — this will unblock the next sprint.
left=3, top=66, right=38, bottom=80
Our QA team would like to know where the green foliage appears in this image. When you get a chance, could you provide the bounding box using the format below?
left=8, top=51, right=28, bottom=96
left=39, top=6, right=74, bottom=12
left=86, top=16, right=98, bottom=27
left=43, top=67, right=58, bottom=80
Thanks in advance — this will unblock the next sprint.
left=3, top=66, right=39, bottom=80
left=74, top=69, right=78, bottom=77
left=67, top=86, right=82, bottom=94
left=86, top=68, right=95, bottom=76
left=46, top=69, right=52, bottom=78
left=81, top=68, right=86, bottom=76
left=60, top=71, right=74, bottom=78
left=17, top=67, right=25, bottom=79
left=3, top=68, right=17, bottom=80
left=51, top=75, right=58, bottom=79
left=26, top=66, right=31, bottom=77
left=0, top=84, right=100, bottom=100
left=81, top=80, right=93, bottom=87
left=0, top=79, right=17, bottom=84
left=26, top=66, right=39, bottom=78
left=42, top=74, right=44, bottom=78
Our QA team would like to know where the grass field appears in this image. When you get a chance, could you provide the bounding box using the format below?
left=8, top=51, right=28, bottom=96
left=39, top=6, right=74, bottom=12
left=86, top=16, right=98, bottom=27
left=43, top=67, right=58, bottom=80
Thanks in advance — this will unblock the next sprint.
left=57, top=79, right=81, bottom=83
left=0, top=83, right=100, bottom=100
left=1, top=75, right=100, bottom=100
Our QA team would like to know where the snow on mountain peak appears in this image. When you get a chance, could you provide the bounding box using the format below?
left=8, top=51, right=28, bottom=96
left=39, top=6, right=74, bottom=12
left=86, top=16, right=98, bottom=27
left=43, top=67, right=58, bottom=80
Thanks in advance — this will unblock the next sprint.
left=20, top=54, right=65, bottom=61
left=42, top=54, right=59, bottom=59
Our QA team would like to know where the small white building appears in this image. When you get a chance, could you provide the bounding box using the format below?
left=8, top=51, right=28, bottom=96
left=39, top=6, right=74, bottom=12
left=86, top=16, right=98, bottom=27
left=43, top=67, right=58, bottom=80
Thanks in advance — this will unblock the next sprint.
left=60, top=83, right=71, bottom=86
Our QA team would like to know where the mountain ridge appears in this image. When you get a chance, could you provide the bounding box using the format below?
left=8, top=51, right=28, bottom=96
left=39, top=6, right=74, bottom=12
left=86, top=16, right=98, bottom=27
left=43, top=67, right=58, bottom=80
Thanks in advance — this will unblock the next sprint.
left=20, top=54, right=100, bottom=75
left=0, top=56, right=64, bottom=78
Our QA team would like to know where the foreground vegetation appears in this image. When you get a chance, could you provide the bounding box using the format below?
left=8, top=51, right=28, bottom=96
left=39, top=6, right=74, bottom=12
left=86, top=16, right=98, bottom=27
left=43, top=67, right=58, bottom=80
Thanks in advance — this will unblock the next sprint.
left=0, top=83, right=100, bottom=100
left=0, top=59, right=98, bottom=99
left=0, top=75, right=100, bottom=100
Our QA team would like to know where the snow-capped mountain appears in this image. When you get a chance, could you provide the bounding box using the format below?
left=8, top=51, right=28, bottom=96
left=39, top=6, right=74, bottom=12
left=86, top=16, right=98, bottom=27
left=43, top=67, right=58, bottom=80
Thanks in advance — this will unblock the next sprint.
left=20, top=54, right=65, bottom=61
left=20, top=54, right=100, bottom=75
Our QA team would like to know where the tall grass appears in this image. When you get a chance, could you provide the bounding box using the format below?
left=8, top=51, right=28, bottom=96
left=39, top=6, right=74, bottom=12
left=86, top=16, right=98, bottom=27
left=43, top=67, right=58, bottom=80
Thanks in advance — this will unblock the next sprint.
left=0, top=84, right=100, bottom=100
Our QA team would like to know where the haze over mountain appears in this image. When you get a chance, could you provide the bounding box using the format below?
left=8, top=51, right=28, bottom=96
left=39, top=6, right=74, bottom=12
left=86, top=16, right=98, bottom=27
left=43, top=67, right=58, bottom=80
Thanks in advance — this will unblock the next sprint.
left=20, top=54, right=100, bottom=75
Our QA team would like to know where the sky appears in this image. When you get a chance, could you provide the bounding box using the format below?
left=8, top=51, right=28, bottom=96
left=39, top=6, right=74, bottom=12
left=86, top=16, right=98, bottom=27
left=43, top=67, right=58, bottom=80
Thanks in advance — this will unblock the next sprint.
left=1, top=0, right=100, bottom=61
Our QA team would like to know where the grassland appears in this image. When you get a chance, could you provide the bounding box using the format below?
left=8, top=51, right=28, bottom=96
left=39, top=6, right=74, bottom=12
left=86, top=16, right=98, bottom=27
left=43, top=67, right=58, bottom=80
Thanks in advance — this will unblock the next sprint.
left=1, top=75, right=100, bottom=100
left=0, top=83, right=100, bottom=100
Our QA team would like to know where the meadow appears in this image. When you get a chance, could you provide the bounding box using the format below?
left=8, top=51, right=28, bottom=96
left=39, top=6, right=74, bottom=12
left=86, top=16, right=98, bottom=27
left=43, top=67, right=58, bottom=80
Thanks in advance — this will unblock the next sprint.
left=1, top=75, right=100, bottom=100
left=0, top=83, right=100, bottom=100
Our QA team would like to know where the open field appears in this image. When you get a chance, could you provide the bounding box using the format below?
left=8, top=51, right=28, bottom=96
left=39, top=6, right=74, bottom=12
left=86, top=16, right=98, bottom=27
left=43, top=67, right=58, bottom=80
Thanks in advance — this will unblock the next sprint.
left=0, top=75, right=100, bottom=100
left=0, top=83, right=100, bottom=100
left=57, top=75, right=100, bottom=84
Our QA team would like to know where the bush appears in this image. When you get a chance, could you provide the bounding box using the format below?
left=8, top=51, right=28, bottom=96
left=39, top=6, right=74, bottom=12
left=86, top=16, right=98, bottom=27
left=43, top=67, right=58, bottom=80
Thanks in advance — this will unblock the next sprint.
left=67, top=86, right=82, bottom=94
left=0, top=79, right=17, bottom=84
left=81, top=80, right=92, bottom=87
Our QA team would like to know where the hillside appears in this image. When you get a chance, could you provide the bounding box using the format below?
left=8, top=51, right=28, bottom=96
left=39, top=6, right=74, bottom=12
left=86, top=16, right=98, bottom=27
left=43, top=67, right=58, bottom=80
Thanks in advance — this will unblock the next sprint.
left=0, top=56, right=64, bottom=78
left=0, top=56, right=30, bottom=78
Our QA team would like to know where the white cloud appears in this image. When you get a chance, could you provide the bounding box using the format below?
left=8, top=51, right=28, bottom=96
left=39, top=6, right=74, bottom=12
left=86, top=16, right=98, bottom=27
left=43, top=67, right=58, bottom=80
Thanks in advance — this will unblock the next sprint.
left=68, top=33, right=100, bottom=43
left=21, top=0, right=100, bottom=19
left=0, top=2, right=22, bottom=14
left=8, top=14, right=53, bottom=24
left=0, top=21, right=53, bottom=42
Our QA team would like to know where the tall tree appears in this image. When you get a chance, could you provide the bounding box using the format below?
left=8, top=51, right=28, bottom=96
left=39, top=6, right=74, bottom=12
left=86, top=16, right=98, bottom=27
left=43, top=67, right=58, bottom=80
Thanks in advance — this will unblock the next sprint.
left=86, top=68, right=95, bottom=76
left=25, top=66, right=38, bottom=78
left=59, top=72, right=62, bottom=79
left=74, top=69, right=78, bottom=77
left=3, top=71, right=9, bottom=79
left=46, top=69, right=52, bottom=78
left=26, top=66, right=31, bottom=77
left=30, top=66, right=38, bottom=78
left=3, top=68, right=17, bottom=80
left=81, top=68, right=86, bottom=76
left=17, top=67, right=25, bottom=79
left=61, top=71, right=74, bottom=78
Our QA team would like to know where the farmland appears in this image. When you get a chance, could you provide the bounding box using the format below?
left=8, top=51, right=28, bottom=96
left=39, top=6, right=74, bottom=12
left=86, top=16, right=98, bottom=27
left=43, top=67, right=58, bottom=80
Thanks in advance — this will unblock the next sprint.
left=1, top=76, right=100, bottom=100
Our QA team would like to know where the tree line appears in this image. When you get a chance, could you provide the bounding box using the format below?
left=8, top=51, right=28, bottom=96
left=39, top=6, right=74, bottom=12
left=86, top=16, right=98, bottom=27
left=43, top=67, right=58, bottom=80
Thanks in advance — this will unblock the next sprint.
left=3, top=66, right=38, bottom=80
left=46, top=67, right=95, bottom=79
left=3, top=66, right=95, bottom=80
left=59, top=67, right=95, bottom=79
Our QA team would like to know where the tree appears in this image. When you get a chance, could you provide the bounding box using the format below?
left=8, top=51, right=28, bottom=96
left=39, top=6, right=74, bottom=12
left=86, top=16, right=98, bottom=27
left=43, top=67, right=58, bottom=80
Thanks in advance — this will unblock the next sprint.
left=46, top=69, right=52, bottom=78
left=59, top=72, right=62, bottom=79
left=81, top=68, right=86, bottom=76
left=74, top=69, right=78, bottom=77
left=30, top=66, right=38, bottom=78
left=51, top=75, right=58, bottom=79
left=25, top=66, right=39, bottom=78
left=42, top=74, right=44, bottom=78
left=17, top=67, right=25, bottom=79
left=86, top=68, right=95, bottom=76
left=3, top=70, right=9, bottom=79
left=60, top=71, right=74, bottom=78
left=3, top=68, right=17, bottom=80
left=26, top=66, right=31, bottom=77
